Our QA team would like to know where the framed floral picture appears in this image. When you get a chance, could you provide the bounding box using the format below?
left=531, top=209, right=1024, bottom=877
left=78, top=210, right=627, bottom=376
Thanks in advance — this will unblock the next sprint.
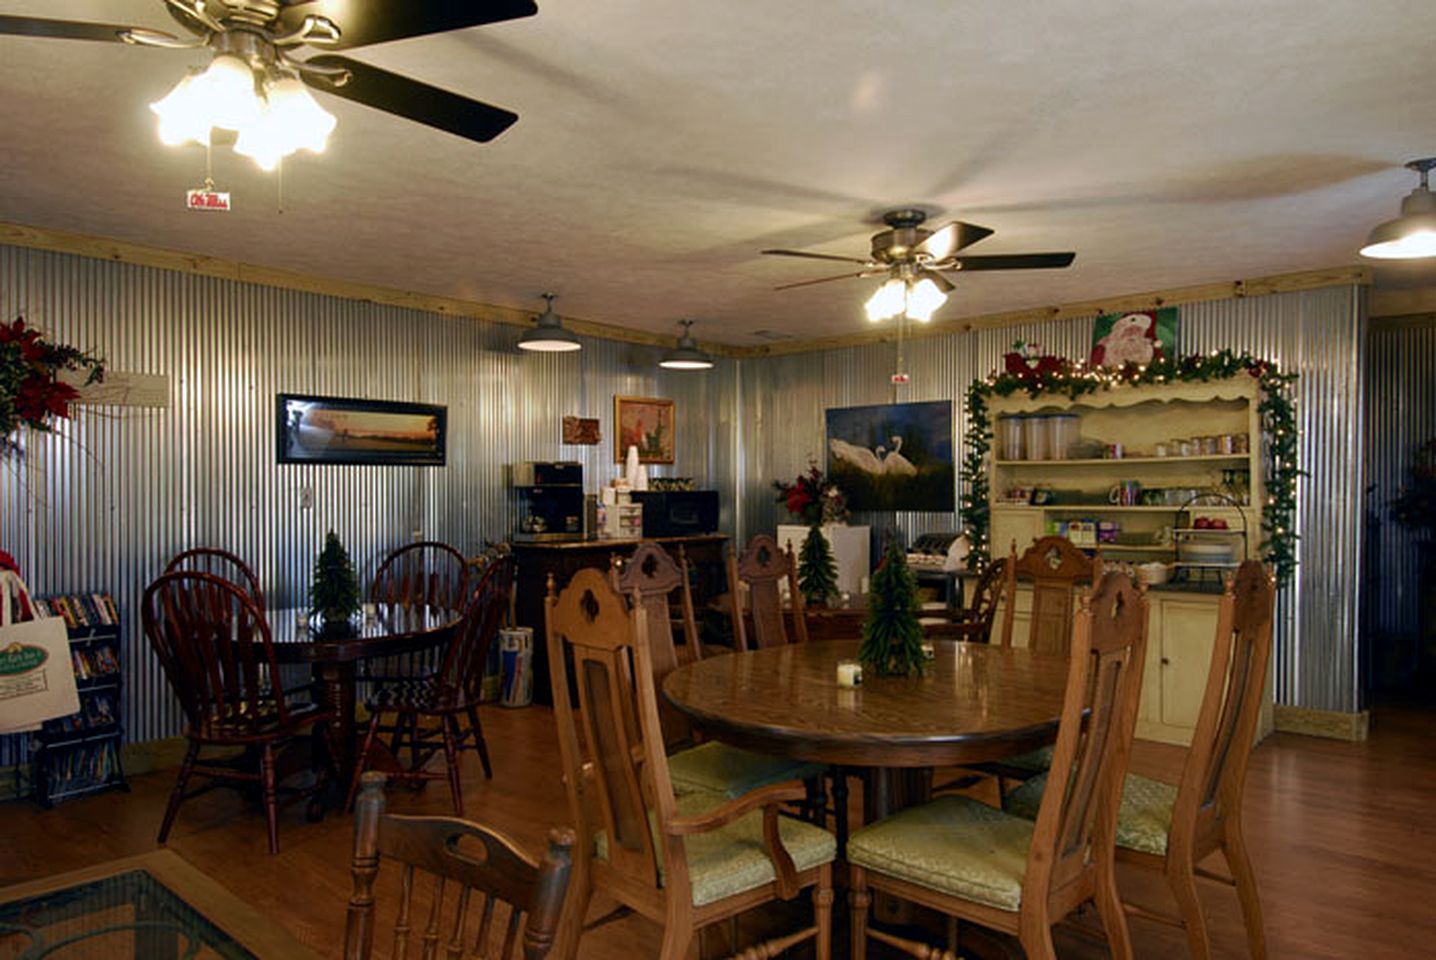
left=614, top=395, right=675, bottom=463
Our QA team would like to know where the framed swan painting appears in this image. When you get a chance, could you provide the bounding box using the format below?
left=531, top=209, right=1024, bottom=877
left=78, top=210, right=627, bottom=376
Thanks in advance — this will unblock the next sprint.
left=825, top=400, right=954, bottom=512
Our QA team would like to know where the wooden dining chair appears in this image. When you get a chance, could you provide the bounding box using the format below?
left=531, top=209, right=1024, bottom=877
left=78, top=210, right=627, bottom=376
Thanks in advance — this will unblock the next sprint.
left=345, top=771, right=575, bottom=960
left=726, top=533, right=807, bottom=650
left=544, top=567, right=836, bottom=960
left=347, top=557, right=514, bottom=816
left=164, top=547, right=265, bottom=609
left=1004, top=560, right=1276, bottom=959
left=614, top=541, right=826, bottom=803
left=848, top=571, right=1149, bottom=960
left=142, top=571, right=339, bottom=854
left=916, top=553, right=1011, bottom=642
left=1000, top=535, right=1100, bottom=655
left=371, top=540, right=470, bottom=608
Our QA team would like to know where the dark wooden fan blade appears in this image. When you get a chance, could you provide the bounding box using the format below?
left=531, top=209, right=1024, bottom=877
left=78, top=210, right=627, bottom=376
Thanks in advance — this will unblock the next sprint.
left=915, top=221, right=994, bottom=260
left=279, top=0, right=538, bottom=50
left=775, top=271, right=882, bottom=291
left=948, top=252, right=1076, bottom=271
left=761, top=249, right=872, bottom=266
left=0, top=14, right=161, bottom=43
left=302, top=55, right=518, bottom=143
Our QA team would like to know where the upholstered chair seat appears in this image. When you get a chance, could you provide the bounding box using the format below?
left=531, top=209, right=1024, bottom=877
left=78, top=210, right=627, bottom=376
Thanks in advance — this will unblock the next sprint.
left=1004, top=771, right=1178, bottom=857
left=668, top=742, right=828, bottom=799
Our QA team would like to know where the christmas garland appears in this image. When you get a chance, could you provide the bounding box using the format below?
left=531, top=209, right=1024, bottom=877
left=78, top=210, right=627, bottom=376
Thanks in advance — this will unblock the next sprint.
left=959, top=349, right=1300, bottom=583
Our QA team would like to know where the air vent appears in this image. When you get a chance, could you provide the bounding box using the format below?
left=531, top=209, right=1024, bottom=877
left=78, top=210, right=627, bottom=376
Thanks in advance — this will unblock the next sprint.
left=749, top=329, right=794, bottom=341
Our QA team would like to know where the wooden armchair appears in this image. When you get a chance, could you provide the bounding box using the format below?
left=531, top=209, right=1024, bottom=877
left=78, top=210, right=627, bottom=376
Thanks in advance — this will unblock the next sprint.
left=544, top=567, right=835, bottom=960
left=848, top=572, right=1149, bottom=960
left=614, top=541, right=825, bottom=802
left=1000, top=535, right=1100, bottom=655
left=1005, top=560, right=1275, bottom=958
left=345, top=772, right=574, bottom=960
left=142, top=571, right=338, bottom=854
left=164, top=547, right=265, bottom=609
left=726, top=533, right=808, bottom=649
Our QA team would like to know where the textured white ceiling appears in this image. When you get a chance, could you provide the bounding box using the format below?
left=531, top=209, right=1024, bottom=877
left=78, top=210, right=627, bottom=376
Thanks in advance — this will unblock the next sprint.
left=1, top=0, right=1434, bottom=345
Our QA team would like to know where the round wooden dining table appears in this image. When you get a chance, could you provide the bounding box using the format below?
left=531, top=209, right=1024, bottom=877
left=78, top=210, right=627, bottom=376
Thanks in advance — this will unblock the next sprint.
left=269, top=604, right=460, bottom=777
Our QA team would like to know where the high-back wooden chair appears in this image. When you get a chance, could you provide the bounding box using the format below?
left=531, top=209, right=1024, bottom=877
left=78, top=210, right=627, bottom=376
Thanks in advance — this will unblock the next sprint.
left=345, top=772, right=575, bottom=960
left=371, top=541, right=470, bottom=609
left=347, top=557, right=515, bottom=816
left=142, top=571, right=338, bottom=854
left=726, top=534, right=808, bottom=649
left=1001, top=535, right=1100, bottom=655
left=958, top=554, right=1012, bottom=642
left=848, top=571, right=1149, bottom=960
left=164, top=547, right=265, bottom=610
left=544, top=567, right=836, bottom=960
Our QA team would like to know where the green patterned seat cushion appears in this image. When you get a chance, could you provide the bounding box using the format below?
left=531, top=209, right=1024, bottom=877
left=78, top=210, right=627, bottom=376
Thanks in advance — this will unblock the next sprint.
left=847, top=795, right=1032, bottom=912
left=594, top=789, right=836, bottom=908
left=1002, top=771, right=1177, bottom=856
left=1005, top=744, right=1054, bottom=773
left=667, top=741, right=827, bottom=798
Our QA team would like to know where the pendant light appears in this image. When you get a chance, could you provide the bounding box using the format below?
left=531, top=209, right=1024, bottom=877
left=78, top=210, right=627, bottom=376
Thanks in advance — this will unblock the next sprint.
left=517, top=293, right=582, bottom=352
left=1360, top=158, right=1436, bottom=260
left=659, top=319, right=714, bottom=370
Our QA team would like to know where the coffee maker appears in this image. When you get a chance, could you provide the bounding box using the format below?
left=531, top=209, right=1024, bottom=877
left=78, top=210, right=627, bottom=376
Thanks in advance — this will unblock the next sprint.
left=512, top=461, right=584, bottom=539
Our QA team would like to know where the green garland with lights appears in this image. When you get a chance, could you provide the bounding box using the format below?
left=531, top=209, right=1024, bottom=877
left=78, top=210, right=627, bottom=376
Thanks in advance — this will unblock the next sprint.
left=959, top=349, right=1300, bottom=584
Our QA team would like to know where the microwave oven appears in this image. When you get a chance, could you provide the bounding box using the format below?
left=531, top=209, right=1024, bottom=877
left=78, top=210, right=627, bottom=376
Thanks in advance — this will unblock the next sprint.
left=630, top=490, right=719, bottom=538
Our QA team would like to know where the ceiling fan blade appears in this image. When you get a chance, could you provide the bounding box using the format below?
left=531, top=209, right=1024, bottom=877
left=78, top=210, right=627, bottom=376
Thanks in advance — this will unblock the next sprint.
left=918, top=269, right=955, bottom=294
left=915, top=221, right=994, bottom=261
left=775, top=270, right=884, bottom=291
left=301, top=55, right=518, bottom=143
left=947, top=252, right=1076, bottom=271
left=761, top=249, right=873, bottom=266
left=279, top=0, right=537, bottom=50
left=0, top=14, right=164, bottom=43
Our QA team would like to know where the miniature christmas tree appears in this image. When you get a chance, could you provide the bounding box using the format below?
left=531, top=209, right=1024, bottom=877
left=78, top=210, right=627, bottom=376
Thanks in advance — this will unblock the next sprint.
left=858, top=541, right=925, bottom=677
left=798, top=526, right=840, bottom=608
left=310, top=530, right=361, bottom=636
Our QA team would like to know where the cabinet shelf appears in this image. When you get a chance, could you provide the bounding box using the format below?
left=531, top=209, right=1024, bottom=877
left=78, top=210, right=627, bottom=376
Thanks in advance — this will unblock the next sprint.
left=996, top=504, right=1242, bottom=513
left=995, top=454, right=1249, bottom=466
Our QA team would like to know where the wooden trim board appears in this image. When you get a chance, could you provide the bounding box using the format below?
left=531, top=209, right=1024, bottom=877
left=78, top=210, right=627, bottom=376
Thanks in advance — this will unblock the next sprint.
left=1274, top=704, right=1370, bottom=742
left=2, top=220, right=1369, bottom=358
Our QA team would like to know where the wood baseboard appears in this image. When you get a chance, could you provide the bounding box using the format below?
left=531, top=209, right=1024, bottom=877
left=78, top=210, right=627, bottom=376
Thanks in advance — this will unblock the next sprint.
left=1274, top=704, right=1370, bottom=742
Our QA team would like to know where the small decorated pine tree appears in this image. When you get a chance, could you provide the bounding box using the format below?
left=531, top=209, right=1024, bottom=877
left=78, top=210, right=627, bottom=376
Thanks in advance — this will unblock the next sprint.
left=310, top=530, right=360, bottom=636
left=859, top=541, right=925, bottom=677
left=798, top=526, right=840, bottom=608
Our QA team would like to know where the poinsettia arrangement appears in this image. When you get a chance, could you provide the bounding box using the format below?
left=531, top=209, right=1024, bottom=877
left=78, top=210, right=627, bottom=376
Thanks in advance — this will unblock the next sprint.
left=774, top=460, right=849, bottom=527
left=0, top=316, right=105, bottom=453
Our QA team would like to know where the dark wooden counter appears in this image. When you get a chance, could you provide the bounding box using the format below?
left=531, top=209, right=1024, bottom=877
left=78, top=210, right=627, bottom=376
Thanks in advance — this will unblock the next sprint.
left=511, top=533, right=729, bottom=704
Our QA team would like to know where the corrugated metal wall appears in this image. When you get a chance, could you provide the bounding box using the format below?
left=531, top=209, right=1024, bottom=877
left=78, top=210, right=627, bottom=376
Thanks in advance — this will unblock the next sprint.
left=738, top=286, right=1366, bottom=713
left=1365, top=317, right=1436, bottom=685
left=0, top=241, right=1367, bottom=767
left=0, top=245, right=739, bottom=759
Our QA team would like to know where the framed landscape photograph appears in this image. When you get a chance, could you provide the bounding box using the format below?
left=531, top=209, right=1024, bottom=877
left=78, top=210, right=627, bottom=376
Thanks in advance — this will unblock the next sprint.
left=277, top=394, right=446, bottom=466
left=825, top=400, right=954, bottom=511
left=614, top=395, right=675, bottom=463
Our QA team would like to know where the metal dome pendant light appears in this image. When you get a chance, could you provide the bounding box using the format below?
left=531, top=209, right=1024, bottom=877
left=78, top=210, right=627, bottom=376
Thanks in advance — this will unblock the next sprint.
left=517, top=293, right=582, bottom=352
left=659, top=319, right=714, bottom=370
left=1361, top=157, right=1436, bottom=260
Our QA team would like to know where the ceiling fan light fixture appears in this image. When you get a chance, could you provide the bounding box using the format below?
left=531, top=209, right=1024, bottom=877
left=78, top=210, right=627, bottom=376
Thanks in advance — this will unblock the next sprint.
left=198, top=53, right=263, bottom=132
left=1361, top=158, right=1436, bottom=260
left=659, top=320, right=714, bottom=370
left=905, top=276, right=947, bottom=322
left=864, top=277, right=906, bottom=322
left=517, top=294, right=582, bottom=353
left=150, top=71, right=211, bottom=146
left=235, top=76, right=336, bottom=170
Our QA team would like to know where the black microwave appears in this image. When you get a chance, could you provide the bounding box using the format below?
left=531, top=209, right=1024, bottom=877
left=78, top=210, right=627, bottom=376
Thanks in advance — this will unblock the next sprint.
left=631, top=491, right=719, bottom=537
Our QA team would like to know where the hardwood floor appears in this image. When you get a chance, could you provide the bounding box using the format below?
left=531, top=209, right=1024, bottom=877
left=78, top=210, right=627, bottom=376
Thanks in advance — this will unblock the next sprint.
left=4, top=706, right=1434, bottom=958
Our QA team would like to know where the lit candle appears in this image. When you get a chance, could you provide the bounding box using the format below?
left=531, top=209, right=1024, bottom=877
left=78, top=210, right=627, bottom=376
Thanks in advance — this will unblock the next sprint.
left=837, top=659, right=863, bottom=688
left=361, top=603, right=377, bottom=623
left=922, top=641, right=936, bottom=660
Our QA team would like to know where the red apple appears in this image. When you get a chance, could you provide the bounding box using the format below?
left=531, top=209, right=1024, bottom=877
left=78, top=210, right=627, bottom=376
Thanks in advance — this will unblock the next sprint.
left=1194, top=517, right=1212, bottom=529
left=1211, top=518, right=1229, bottom=530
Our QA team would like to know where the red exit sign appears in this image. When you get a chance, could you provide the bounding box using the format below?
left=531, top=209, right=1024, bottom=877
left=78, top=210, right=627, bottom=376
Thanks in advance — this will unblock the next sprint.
left=185, top=189, right=231, bottom=212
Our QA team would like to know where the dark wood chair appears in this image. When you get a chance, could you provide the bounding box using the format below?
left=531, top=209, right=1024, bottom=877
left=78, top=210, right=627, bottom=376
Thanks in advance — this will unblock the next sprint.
left=345, top=771, right=575, bottom=960
left=848, top=572, right=1149, bottom=960
left=1000, top=535, right=1100, bottom=655
left=1006, top=560, right=1276, bottom=959
left=371, top=540, right=470, bottom=608
left=347, top=557, right=514, bottom=817
left=726, top=533, right=807, bottom=649
left=164, top=547, right=265, bottom=609
left=544, top=567, right=835, bottom=960
left=142, top=571, right=338, bottom=855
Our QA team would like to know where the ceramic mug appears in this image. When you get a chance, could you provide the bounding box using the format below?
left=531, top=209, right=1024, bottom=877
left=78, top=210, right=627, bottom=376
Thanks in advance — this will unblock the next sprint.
left=1108, top=480, right=1141, bottom=506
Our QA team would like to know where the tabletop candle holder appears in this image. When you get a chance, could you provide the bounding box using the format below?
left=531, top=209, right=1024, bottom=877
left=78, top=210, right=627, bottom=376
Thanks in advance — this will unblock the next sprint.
left=837, top=659, right=864, bottom=688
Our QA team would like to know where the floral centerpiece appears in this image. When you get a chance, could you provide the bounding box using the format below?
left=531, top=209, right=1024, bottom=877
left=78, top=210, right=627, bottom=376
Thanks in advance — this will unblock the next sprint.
left=1, top=316, right=105, bottom=455
left=773, top=460, right=849, bottom=527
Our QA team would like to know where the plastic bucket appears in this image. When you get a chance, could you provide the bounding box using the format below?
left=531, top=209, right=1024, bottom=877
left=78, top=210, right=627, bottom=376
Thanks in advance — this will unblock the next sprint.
left=996, top=415, right=1024, bottom=461
left=498, top=627, right=534, bottom=708
left=1022, top=415, right=1050, bottom=461
left=1047, top=414, right=1079, bottom=460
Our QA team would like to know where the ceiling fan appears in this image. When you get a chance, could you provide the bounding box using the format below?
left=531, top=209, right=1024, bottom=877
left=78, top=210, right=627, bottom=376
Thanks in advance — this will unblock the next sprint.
left=0, top=1, right=537, bottom=169
left=763, top=208, right=1076, bottom=322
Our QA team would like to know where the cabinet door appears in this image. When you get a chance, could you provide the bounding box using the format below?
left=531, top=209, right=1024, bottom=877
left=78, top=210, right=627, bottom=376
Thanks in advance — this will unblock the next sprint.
left=1139, top=600, right=1164, bottom=726
left=991, top=508, right=1044, bottom=558
left=1158, top=598, right=1220, bottom=730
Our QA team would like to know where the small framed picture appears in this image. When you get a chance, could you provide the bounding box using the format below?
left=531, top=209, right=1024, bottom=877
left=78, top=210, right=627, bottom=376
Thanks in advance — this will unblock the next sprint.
left=277, top=394, right=446, bottom=466
left=614, top=395, right=675, bottom=464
